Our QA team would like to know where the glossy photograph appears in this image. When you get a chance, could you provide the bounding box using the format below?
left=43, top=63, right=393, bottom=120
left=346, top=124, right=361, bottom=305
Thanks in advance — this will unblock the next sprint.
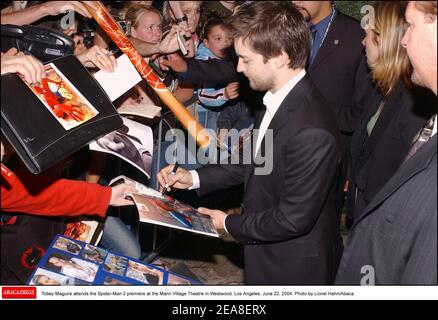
left=22, top=63, right=99, bottom=130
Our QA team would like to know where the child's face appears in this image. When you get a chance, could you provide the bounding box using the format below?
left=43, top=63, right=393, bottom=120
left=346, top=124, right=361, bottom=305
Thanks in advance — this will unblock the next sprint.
left=204, top=25, right=233, bottom=59
left=181, top=2, right=201, bottom=34
left=132, top=11, right=163, bottom=44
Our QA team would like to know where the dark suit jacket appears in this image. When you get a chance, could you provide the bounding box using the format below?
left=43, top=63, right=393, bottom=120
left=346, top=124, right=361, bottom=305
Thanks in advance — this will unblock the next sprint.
left=347, top=83, right=435, bottom=221
left=336, top=134, right=437, bottom=285
left=197, top=74, right=342, bottom=284
left=307, top=11, right=375, bottom=214
left=308, top=11, right=372, bottom=135
left=182, top=58, right=239, bottom=87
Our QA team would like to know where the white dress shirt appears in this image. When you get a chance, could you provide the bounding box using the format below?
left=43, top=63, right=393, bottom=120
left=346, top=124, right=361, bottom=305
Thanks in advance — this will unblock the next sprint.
left=189, top=69, right=307, bottom=232
left=255, top=69, right=306, bottom=155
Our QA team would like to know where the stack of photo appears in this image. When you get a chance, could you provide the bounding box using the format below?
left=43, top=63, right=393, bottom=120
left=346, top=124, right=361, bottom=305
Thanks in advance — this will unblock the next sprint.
left=28, top=235, right=200, bottom=286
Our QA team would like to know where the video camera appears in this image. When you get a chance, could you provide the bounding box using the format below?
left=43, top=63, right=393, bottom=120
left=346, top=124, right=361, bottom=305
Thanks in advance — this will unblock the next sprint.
left=1, top=24, right=74, bottom=62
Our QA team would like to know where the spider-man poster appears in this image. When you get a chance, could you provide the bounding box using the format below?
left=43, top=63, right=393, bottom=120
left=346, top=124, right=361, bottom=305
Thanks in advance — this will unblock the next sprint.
left=21, top=63, right=99, bottom=130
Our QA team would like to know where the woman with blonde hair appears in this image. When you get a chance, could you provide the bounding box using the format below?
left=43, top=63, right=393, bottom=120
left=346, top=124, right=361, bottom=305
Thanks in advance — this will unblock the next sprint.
left=162, top=1, right=202, bottom=56
left=346, top=1, right=435, bottom=222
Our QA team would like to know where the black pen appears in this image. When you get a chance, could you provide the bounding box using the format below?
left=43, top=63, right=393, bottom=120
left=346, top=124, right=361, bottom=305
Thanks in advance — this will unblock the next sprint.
left=162, top=162, right=179, bottom=196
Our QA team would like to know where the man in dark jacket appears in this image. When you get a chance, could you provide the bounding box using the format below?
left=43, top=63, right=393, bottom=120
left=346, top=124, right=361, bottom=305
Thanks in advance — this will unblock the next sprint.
left=158, top=1, right=342, bottom=285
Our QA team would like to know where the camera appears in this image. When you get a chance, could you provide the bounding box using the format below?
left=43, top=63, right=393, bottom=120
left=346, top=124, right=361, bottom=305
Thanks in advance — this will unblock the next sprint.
left=75, top=17, right=97, bottom=48
left=1, top=24, right=74, bottom=62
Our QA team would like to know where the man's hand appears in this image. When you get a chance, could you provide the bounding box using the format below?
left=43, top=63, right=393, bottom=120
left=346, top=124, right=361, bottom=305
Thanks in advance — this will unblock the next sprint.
left=157, top=164, right=193, bottom=192
left=198, top=207, right=227, bottom=230
left=224, top=82, right=239, bottom=100
left=109, top=183, right=137, bottom=206
left=1, top=48, right=45, bottom=84
left=159, top=52, right=188, bottom=73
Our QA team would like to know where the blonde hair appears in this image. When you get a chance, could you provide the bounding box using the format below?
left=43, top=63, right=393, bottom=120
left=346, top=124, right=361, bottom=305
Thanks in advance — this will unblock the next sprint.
left=121, top=3, right=162, bottom=30
left=371, top=1, right=412, bottom=96
left=162, top=1, right=202, bottom=24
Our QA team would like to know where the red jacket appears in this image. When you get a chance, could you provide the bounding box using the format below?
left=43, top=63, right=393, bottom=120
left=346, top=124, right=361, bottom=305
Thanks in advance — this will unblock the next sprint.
left=1, top=164, right=111, bottom=217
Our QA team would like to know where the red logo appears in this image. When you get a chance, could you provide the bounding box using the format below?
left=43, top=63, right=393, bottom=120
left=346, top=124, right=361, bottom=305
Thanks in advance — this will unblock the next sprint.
left=2, top=287, right=37, bottom=299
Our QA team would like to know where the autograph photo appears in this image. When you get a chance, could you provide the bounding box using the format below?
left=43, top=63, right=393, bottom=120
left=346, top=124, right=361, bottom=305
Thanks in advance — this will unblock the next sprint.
left=21, top=63, right=99, bottom=130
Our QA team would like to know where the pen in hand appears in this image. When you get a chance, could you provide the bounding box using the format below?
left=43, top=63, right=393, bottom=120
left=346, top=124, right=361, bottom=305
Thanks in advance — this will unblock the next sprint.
left=161, top=162, right=179, bottom=196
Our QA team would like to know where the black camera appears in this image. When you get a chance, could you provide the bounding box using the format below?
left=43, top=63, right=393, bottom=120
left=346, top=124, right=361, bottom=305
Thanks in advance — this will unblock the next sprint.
left=1, top=24, right=74, bottom=62
left=75, top=17, right=96, bottom=48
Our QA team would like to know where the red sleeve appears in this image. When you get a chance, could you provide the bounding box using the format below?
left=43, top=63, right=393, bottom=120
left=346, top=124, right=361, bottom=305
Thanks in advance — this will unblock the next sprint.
left=1, top=164, right=111, bottom=217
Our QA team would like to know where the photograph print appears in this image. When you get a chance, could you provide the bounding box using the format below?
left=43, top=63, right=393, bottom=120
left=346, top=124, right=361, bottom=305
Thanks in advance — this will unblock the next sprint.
left=130, top=193, right=219, bottom=237
left=44, top=252, right=99, bottom=283
left=80, top=244, right=108, bottom=265
left=53, top=236, right=82, bottom=255
left=29, top=267, right=90, bottom=286
left=21, top=63, right=99, bottom=130
left=89, top=117, right=153, bottom=178
left=125, top=260, right=164, bottom=285
left=103, top=253, right=128, bottom=277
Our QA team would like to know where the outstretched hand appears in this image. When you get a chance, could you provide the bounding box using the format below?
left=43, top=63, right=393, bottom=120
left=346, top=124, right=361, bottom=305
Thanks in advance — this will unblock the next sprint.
left=1, top=48, right=45, bottom=84
left=109, top=183, right=137, bottom=206
left=224, top=82, right=239, bottom=100
left=159, top=52, right=188, bottom=73
left=76, top=45, right=117, bottom=72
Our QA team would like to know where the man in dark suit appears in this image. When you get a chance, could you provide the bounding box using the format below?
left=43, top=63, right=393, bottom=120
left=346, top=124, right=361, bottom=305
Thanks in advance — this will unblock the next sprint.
left=336, top=1, right=437, bottom=285
left=158, top=2, right=342, bottom=284
left=293, top=1, right=374, bottom=215
left=293, top=1, right=371, bottom=133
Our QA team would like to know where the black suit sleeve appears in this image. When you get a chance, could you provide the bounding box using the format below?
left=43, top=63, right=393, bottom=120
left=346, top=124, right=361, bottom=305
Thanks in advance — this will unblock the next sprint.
left=196, top=163, right=246, bottom=196
left=226, top=128, right=339, bottom=243
left=181, top=58, right=239, bottom=86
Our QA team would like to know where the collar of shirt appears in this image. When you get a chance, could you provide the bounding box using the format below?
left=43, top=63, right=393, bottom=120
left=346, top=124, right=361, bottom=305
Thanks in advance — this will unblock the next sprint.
left=308, top=7, right=335, bottom=40
left=262, top=69, right=307, bottom=116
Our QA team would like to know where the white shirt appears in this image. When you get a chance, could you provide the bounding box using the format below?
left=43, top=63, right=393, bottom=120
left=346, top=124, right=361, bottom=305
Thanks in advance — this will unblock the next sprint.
left=189, top=69, right=307, bottom=232
left=255, top=69, right=306, bottom=155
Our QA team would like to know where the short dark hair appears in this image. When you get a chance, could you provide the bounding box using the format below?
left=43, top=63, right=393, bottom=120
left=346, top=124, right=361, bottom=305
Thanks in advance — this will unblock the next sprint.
left=226, top=1, right=310, bottom=69
left=201, top=13, right=226, bottom=40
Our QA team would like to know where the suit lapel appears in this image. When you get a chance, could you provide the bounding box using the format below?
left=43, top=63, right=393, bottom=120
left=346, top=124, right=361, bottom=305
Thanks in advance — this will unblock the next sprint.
left=244, top=76, right=309, bottom=186
left=245, top=103, right=289, bottom=186
left=309, top=12, right=342, bottom=72
left=244, top=108, right=266, bottom=186
left=353, top=135, right=437, bottom=227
